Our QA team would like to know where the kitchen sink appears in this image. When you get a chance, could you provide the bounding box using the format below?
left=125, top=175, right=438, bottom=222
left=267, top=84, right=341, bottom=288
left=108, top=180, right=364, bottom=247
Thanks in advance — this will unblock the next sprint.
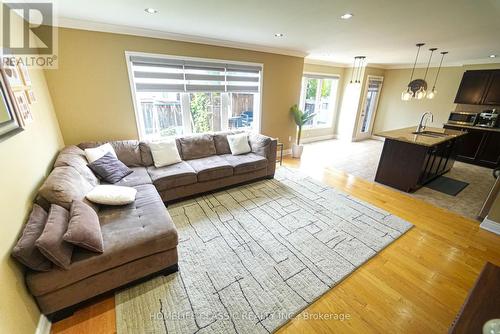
left=412, top=130, right=451, bottom=138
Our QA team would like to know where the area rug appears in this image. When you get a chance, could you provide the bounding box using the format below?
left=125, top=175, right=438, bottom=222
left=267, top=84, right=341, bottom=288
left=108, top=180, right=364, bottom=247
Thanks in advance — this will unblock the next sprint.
left=115, top=167, right=413, bottom=334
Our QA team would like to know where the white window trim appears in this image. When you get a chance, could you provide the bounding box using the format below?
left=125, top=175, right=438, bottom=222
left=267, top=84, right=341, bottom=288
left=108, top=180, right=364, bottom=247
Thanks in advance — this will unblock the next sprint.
left=125, top=51, right=264, bottom=139
left=299, top=72, right=340, bottom=130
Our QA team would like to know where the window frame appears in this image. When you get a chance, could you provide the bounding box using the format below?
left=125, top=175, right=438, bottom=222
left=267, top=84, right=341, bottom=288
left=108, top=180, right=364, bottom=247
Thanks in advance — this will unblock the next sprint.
left=299, top=72, right=340, bottom=130
left=125, top=51, right=264, bottom=140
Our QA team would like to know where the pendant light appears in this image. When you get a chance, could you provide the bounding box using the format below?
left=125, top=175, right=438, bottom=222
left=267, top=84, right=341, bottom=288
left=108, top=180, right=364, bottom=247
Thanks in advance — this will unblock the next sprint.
left=415, top=48, right=437, bottom=99
left=350, top=57, right=358, bottom=84
left=356, top=56, right=366, bottom=83
left=426, top=51, right=448, bottom=99
left=401, top=43, right=424, bottom=101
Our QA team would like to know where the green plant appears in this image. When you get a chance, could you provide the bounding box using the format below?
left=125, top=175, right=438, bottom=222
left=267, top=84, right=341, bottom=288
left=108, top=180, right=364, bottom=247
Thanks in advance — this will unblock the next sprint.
left=290, top=104, right=315, bottom=145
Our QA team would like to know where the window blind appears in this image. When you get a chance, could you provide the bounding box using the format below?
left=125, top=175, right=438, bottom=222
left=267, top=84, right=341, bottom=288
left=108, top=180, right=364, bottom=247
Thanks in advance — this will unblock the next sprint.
left=130, top=55, right=262, bottom=93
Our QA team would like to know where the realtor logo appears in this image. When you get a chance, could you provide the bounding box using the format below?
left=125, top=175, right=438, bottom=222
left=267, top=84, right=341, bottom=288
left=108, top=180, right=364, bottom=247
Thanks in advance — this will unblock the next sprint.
left=1, top=1, right=58, bottom=68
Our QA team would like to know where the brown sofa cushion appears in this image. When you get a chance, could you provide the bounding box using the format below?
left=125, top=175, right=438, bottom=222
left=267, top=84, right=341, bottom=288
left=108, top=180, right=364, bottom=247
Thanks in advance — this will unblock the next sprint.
left=187, top=155, right=234, bottom=182
left=26, top=184, right=178, bottom=296
left=38, top=166, right=95, bottom=210
left=36, top=205, right=73, bottom=270
left=221, top=153, right=268, bottom=175
left=109, top=167, right=152, bottom=187
left=213, top=130, right=244, bottom=155
left=53, top=146, right=99, bottom=186
left=11, top=204, right=52, bottom=271
left=147, top=162, right=197, bottom=191
left=249, top=133, right=272, bottom=157
left=79, top=140, right=143, bottom=167
left=179, top=134, right=216, bottom=160
left=63, top=201, right=103, bottom=253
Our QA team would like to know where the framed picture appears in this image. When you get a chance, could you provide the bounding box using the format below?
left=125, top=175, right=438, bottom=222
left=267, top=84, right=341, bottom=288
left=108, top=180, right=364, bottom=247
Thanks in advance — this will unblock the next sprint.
left=18, top=63, right=32, bottom=86
left=26, top=89, right=36, bottom=104
left=0, top=71, right=23, bottom=140
left=3, top=64, right=24, bottom=89
left=13, top=90, right=33, bottom=126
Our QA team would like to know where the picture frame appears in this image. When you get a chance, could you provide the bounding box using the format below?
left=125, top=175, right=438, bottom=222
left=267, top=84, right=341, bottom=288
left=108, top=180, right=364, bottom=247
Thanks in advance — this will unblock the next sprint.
left=18, top=63, right=32, bottom=86
left=13, top=90, right=33, bottom=126
left=3, top=63, right=24, bottom=89
left=0, top=71, right=23, bottom=140
left=26, top=89, right=36, bottom=104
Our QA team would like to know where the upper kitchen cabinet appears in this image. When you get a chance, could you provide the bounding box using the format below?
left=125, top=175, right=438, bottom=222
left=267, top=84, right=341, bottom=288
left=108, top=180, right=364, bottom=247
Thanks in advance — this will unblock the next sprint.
left=483, top=70, right=500, bottom=105
left=454, top=70, right=494, bottom=105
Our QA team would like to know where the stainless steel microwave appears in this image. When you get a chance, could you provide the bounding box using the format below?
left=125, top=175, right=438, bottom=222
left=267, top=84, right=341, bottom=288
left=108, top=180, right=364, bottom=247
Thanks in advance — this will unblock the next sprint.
left=447, top=111, right=478, bottom=126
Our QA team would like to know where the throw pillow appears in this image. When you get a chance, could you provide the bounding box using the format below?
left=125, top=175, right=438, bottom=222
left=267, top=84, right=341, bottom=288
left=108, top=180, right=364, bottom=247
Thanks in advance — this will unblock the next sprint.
left=149, top=139, right=182, bottom=168
left=11, top=204, right=52, bottom=271
left=35, top=205, right=73, bottom=270
left=227, top=133, right=252, bottom=155
left=86, top=185, right=137, bottom=205
left=84, top=143, right=117, bottom=163
left=87, top=152, right=133, bottom=183
left=63, top=200, right=104, bottom=253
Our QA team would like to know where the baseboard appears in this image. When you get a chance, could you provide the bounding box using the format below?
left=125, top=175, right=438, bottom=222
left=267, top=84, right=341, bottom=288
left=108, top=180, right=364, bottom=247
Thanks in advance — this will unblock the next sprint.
left=480, top=216, right=500, bottom=236
left=370, top=135, right=385, bottom=141
left=35, top=314, right=51, bottom=334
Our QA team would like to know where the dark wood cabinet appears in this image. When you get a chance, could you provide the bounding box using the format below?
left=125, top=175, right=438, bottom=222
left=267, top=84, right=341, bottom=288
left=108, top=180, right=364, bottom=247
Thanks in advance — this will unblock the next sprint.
left=444, top=124, right=500, bottom=168
left=483, top=71, right=500, bottom=105
left=454, top=69, right=500, bottom=105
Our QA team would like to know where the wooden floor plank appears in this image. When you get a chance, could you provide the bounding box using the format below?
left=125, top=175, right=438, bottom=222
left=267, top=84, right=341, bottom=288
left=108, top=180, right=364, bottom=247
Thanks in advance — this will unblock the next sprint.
left=51, top=158, right=500, bottom=334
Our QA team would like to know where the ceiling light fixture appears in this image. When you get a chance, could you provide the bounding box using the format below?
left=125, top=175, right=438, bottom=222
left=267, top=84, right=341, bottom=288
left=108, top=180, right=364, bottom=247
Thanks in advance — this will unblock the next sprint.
left=415, top=48, right=437, bottom=100
left=274, top=33, right=284, bottom=38
left=145, top=8, right=158, bottom=14
left=401, top=43, right=424, bottom=101
left=490, top=54, right=497, bottom=58
left=426, top=51, right=448, bottom=100
left=340, top=13, right=353, bottom=20
left=350, top=56, right=366, bottom=84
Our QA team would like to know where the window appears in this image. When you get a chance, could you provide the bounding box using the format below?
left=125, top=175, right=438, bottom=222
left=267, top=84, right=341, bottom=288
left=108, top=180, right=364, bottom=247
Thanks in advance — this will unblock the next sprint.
left=299, top=74, right=339, bottom=128
left=127, top=54, right=262, bottom=140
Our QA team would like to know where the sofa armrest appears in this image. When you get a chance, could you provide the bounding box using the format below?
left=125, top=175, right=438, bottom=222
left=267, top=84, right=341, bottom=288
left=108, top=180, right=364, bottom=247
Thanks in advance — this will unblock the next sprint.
left=249, top=133, right=277, bottom=177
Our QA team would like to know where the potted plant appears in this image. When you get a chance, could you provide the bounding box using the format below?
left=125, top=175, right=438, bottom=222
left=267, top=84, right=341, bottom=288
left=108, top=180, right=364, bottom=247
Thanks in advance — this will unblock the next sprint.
left=290, top=104, right=315, bottom=158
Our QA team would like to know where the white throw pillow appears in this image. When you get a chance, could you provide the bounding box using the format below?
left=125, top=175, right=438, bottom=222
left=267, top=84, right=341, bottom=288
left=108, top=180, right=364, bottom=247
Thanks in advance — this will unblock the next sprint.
left=84, top=143, right=117, bottom=163
left=149, top=139, right=182, bottom=168
left=86, top=185, right=137, bottom=205
left=227, top=133, right=251, bottom=155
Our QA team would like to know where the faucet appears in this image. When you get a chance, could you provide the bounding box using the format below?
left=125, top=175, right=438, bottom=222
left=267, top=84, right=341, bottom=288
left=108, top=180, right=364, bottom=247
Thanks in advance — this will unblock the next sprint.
left=416, top=112, right=434, bottom=133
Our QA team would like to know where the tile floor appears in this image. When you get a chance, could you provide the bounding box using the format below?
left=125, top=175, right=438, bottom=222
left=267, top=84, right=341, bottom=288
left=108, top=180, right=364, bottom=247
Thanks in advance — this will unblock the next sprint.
left=294, top=139, right=495, bottom=220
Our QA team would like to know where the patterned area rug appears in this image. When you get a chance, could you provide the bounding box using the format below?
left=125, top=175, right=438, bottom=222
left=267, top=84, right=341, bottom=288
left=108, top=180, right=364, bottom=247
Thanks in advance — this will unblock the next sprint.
left=115, top=167, right=413, bottom=333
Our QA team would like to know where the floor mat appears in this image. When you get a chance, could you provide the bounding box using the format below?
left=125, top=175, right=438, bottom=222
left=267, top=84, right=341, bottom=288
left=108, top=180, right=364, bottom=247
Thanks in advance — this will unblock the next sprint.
left=425, top=176, right=469, bottom=196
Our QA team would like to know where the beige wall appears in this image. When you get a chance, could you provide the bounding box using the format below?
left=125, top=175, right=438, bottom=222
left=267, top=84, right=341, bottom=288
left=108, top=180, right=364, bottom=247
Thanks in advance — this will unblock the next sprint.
left=374, top=63, right=500, bottom=133
left=0, top=71, right=64, bottom=332
left=488, top=192, right=500, bottom=223
left=301, top=63, right=346, bottom=141
left=44, top=28, right=304, bottom=149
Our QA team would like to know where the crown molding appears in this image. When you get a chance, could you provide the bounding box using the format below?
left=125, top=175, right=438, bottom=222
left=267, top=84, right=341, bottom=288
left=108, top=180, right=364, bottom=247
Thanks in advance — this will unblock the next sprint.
left=56, top=17, right=308, bottom=58
left=304, top=58, right=350, bottom=68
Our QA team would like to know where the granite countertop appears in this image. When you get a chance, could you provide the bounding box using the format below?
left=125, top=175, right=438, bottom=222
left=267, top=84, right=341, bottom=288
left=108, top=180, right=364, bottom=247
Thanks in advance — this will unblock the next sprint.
left=444, top=123, right=500, bottom=133
left=375, top=126, right=466, bottom=147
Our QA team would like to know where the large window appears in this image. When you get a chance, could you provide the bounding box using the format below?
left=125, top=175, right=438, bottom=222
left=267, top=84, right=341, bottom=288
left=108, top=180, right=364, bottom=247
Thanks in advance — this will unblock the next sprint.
left=299, top=74, right=339, bottom=128
left=128, top=54, right=262, bottom=140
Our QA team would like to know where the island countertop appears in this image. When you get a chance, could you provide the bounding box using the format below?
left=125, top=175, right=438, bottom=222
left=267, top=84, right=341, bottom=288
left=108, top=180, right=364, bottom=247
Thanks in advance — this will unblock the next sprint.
left=375, top=126, right=466, bottom=147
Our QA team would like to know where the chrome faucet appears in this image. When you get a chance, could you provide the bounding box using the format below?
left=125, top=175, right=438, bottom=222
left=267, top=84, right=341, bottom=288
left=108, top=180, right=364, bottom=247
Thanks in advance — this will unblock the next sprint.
left=416, top=112, right=434, bottom=133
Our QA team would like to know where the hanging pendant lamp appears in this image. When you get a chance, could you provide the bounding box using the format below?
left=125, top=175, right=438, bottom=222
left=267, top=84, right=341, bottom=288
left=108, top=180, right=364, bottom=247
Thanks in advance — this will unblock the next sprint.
left=401, top=43, right=424, bottom=101
left=415, top=48, right=437, bottom=100
left=426, top=51, right=448, bottom=99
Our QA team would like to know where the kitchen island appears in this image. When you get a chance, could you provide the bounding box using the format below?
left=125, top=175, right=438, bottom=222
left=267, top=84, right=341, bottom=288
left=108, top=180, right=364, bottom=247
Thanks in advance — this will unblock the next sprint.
left=374, top=127, right=466, bottom=192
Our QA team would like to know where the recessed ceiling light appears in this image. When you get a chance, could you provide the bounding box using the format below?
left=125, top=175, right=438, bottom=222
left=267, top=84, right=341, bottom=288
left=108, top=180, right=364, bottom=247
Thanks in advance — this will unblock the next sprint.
left=145, top=8, right=158, bottom=14
left=490, top=54, right=497, bottom=58
left=340, top=13, right=353, bottom=20
left=274, top=33, right=284, bottom=38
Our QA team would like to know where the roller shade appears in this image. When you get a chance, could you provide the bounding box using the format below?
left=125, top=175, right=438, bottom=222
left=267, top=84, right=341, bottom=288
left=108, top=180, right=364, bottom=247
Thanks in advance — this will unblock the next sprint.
left=130, top=55, right=262, bottom=93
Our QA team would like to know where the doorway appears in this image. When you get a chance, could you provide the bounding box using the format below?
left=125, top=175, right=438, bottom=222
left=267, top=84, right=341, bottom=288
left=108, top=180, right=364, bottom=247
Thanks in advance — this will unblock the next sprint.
left=355, top=76, right=383, bottom=140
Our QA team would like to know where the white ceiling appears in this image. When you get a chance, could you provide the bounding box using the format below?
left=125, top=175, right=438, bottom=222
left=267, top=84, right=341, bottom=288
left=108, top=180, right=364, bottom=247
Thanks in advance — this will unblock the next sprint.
left=54, top=0, right=500, bottom=67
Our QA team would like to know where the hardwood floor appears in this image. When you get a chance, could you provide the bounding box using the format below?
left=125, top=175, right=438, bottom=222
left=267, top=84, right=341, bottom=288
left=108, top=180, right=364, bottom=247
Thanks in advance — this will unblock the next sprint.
left=51, top=157, right=500, bottom=334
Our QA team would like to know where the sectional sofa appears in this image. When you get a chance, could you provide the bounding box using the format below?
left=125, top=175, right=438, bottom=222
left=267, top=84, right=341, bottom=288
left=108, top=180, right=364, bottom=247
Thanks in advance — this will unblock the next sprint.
left=25, top=131, right=277, bottom=320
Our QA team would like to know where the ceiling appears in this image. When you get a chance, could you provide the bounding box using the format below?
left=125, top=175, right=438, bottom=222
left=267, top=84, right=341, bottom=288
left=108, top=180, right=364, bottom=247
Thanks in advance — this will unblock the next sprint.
left=54, top=0, right=500, bottom=67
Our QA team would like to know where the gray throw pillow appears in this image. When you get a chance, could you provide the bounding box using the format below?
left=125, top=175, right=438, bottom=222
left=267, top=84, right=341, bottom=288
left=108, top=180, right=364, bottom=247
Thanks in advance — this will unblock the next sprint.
left=87, top=152, right=133, bottom=183
left=63, top=200, right=104, bottom=253
left=11, top=204, right=52, bottom=271
left=35, top=204, right=73, bottom=270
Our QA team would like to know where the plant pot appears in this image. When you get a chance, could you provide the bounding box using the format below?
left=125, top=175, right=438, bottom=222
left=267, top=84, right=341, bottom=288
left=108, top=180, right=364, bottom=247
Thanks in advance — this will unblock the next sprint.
left=291, top=143, right=304, bottom=158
